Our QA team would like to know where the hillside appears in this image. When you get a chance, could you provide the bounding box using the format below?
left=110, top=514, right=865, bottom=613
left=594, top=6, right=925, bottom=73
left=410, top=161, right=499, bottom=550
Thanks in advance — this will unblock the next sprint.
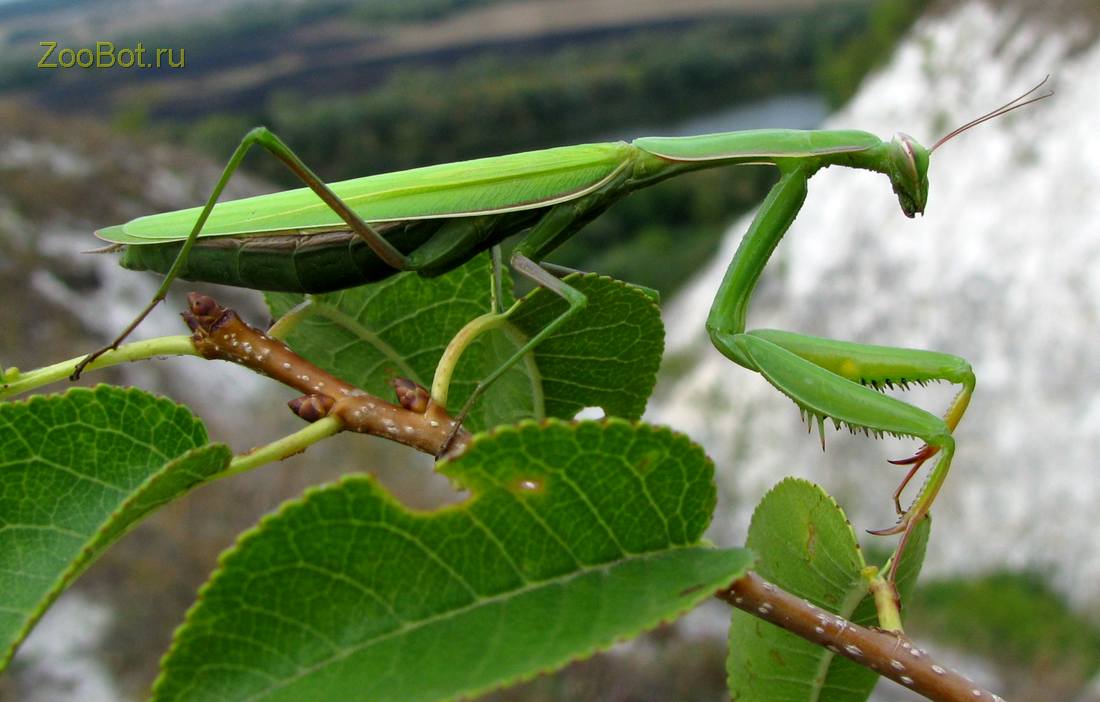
left=1, top=0, right=867, bottom=119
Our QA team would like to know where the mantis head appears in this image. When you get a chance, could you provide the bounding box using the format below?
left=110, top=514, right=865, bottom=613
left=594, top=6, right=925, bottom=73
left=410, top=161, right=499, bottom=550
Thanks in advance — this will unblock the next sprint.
left=886, top=132, right=929, bottom=219
left=888, top=76, right=1053, bottom=219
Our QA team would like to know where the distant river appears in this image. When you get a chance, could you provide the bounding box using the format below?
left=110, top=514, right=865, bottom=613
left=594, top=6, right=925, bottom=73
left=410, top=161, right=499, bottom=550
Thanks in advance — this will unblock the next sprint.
left=602, top=93, right=828, bottom=141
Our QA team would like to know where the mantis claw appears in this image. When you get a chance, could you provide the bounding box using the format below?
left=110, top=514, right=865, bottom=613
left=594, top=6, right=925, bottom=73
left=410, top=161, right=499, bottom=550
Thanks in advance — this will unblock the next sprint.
left=869, top=444, right=939, bottom=533
left=887, top=443, right=938, bottom=466
left=867, top=518, right=908, bottom=537
left=886, top=443, right=939, bottom=514
left=435, top=412, right=467, bottom=460
left=870, top=510, right=928, bottom=587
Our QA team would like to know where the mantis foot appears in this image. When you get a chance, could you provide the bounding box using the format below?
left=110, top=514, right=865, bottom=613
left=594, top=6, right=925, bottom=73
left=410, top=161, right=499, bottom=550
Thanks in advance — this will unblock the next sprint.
left=867, top=517, right=908, bottom=538
left=886, top=443, right=940, bottom=514
left=888, top=442, right=939, bottom=467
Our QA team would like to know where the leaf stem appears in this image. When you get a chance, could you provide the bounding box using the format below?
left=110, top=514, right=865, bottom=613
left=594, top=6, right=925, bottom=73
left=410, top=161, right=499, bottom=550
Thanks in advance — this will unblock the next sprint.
left=1, top=335, right=198, bottom=400
left=223, top=416, right=343, bottom=478
left=266, top=298, right=313, bottom=340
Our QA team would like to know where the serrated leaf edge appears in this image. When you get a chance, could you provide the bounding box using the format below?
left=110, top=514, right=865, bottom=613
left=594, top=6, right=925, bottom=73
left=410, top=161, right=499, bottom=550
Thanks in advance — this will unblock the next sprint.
left=749, top=476, right=867, bottom=572
left=153, top=418, right=730, bottom=701
left=506, top=272, right=664, bottom=421
left=732, top=477, right=875, bottom=701
left=454, top=547, right=752, bottom=702
left=440, top=416, right=707, bottom=481
left=0, top=385, right=222, bottom=669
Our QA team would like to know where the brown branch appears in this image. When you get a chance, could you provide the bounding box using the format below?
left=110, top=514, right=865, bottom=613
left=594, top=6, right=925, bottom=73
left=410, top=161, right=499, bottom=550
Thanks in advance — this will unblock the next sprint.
left=717, top=572, right=1005, bottom=702
left=183, top=292, right=997, bottom=700
left=181, top=292, right=470, bottom=458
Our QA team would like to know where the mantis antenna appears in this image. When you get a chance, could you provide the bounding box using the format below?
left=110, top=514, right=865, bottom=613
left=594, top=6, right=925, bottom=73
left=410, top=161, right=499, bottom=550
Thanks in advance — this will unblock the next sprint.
left=930, top=75, right=1052, bottom=153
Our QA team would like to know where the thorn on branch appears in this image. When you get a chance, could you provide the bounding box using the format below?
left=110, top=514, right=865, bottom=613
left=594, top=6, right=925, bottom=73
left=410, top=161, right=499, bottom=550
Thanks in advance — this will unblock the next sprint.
left=288, top=394, right=334, bottom=422
left=182, top=292, right=470, bottom=458
left=392, top=377, right=430, bottom=413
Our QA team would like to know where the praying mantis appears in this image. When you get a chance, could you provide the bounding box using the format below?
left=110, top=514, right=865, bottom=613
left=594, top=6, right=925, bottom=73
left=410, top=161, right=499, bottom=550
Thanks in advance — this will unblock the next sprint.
left=78, top=79, right=1050, bottom=583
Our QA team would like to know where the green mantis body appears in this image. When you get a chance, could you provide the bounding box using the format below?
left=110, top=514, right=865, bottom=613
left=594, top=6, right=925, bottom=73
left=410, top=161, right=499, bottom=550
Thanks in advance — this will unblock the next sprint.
left=88, top=82, right=1050, bottom=582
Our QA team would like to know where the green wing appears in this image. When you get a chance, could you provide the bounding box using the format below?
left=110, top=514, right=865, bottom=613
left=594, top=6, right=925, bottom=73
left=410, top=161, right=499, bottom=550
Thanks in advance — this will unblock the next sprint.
left=633, top=129, right=881, bottom=161
left=98, top=142, right=634, bottom=245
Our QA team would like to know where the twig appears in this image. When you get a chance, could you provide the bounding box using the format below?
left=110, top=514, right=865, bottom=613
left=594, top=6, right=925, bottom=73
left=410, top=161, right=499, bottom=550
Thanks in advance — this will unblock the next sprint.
left=717, top=572, right=1005, bottom=702
left=182, top=292, right=470, bottom=458
left=1, top=336, right=198, bottom=400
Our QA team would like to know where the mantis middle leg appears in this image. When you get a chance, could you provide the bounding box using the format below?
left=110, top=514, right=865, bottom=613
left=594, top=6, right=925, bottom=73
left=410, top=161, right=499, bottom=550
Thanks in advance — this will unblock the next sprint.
left=705, top=166, right=975, bottom=584
left=435, top=199, right=607, bottom=453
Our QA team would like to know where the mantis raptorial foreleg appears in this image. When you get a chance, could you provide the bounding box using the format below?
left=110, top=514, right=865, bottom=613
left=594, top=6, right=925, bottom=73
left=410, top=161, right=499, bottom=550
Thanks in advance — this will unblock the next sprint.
left=445, top=254, right=587, bottom=426
left=750, top=328, right=975, bottom=510
left=71, top=127, right=410, bottom=379
left=705, top=166, right=975, bottom=583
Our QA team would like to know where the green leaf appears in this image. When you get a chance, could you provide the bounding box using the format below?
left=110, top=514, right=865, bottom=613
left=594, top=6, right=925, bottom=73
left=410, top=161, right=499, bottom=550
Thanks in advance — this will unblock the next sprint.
left=265, top=259, right=664, bottom=430
left=726, top=478, right=929, bottom=702
left=154, top=420, right=750, bottom=702
left=505, top=273, right=663, bottom=421
left=266, top=255, right=533, bottom=432
left=0, top=386, right=231, bottom=670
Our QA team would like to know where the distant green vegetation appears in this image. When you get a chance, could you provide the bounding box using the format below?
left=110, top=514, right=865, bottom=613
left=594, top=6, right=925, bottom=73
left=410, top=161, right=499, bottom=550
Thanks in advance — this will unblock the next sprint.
left=173, top=7, right=881, bottom=296
left=128, top=0, right=511, bottom=52
left=0, top=0, right=85, bottom=22
left=184, top=13, right=852, bottom=177
left=910, top=571, right=1100, bottom=694
left=816, top=0, right=930, bottom=107
left=169, top=3, right=924, bottom=297
left=349, top=0, right=506, bottom=22
left=0, top=0, right=925, bottom=298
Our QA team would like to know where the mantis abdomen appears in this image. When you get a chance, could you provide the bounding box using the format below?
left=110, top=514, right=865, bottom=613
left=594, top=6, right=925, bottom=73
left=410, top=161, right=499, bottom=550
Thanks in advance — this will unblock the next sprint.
left=119, top=208, right=545, bottom=293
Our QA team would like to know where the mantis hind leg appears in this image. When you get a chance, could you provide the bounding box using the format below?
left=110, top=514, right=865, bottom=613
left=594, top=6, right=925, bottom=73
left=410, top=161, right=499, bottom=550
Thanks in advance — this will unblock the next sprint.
left=434, top=198, right=607, bottom=453
left=71, top=126, right=409, bottom=379
left=726, top=330, right=971, bottom=583
left=436, top=253, right=588, bottom=455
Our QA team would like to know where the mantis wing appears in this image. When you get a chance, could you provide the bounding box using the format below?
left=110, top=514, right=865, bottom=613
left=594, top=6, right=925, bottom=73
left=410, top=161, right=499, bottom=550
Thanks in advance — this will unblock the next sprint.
left=98, top=142, right=635, bottom=245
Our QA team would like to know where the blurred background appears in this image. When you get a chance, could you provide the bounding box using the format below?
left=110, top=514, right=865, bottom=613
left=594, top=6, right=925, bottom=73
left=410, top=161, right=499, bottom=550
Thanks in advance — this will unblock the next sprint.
left=0, top=0, right=1097, bottom=699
